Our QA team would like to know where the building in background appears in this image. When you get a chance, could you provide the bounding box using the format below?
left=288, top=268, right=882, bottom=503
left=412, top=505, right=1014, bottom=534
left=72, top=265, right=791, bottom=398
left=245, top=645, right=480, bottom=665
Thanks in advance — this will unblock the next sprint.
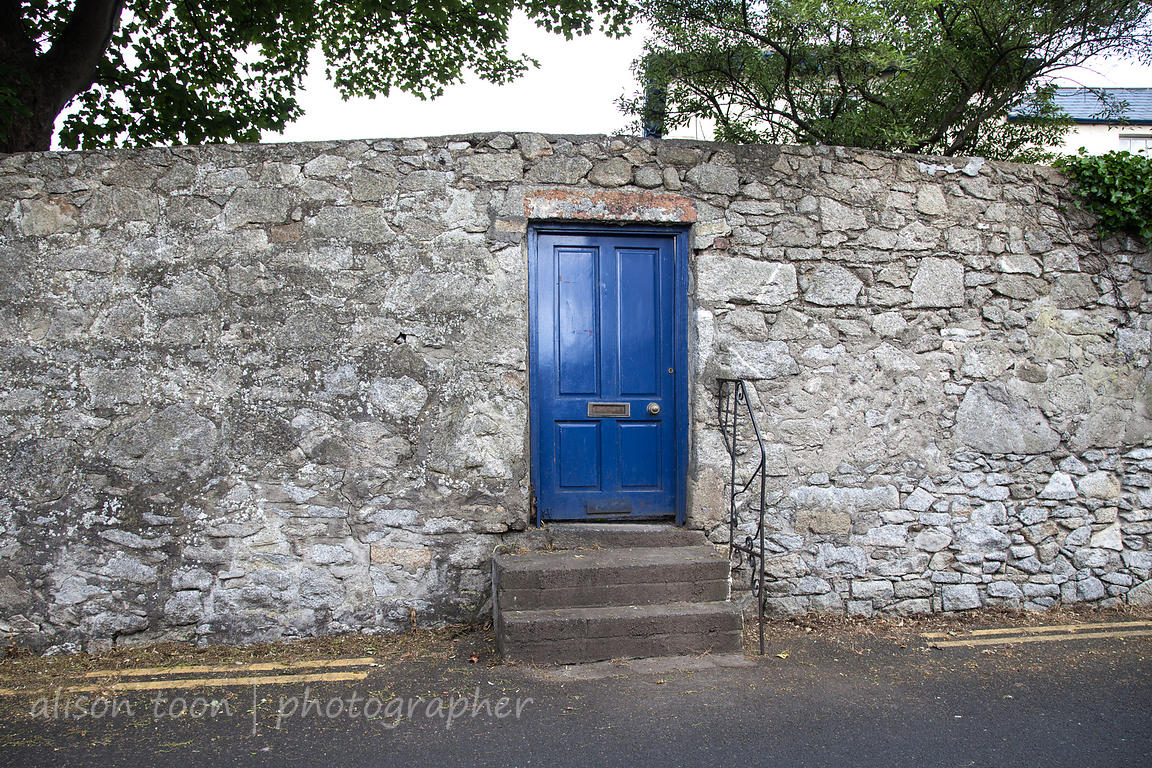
left=1046, top=87, right=1152, bottom=154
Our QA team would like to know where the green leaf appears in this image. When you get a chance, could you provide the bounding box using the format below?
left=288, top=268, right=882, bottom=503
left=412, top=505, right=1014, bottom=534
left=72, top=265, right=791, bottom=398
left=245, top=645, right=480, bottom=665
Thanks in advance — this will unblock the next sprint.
left=1056, top=150, right=1152, bottom=242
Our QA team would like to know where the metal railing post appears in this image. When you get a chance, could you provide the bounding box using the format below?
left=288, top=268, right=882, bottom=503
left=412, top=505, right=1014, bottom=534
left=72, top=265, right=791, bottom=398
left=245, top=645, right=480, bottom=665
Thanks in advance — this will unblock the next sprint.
left=717, top=378, right=768, bottom=655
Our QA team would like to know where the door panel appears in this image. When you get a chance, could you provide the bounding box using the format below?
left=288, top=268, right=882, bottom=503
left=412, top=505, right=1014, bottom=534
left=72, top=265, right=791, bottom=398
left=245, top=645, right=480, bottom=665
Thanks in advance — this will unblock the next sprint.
left=532, top=229, right=682, bottom=521
left=618, top=422, right=661, bottom=488
left=618, top=248, right=660, bottom=396
left=556, top=247, right=599, bottom=395
left=557, top=422, right=600, bottom=489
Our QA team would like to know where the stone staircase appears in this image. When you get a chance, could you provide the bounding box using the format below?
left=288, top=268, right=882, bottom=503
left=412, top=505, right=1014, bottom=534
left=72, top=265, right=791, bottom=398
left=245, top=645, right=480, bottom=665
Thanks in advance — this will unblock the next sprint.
left=493, top=524, right=744, bottom=664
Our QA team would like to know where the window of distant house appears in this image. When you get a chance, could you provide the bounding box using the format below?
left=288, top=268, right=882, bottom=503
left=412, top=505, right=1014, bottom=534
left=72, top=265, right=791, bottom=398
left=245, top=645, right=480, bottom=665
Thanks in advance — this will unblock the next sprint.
left=1118, top=134, right=1152, bottom=153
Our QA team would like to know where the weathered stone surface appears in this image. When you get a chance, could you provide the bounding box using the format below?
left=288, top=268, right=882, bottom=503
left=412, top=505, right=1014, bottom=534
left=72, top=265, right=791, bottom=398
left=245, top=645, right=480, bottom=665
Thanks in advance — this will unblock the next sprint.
left=697, top=256, right=797, bottom=305
left=15, top=197, right=79, bottom=234
left=223, top=188, right=291, bottom=226
left=101, top=553, right=159, bottom=584
left=1071, top=405, right=1134, bottom=452
left=972, top=501, right=1007, bottom=524
left=910, top=257, right=965, bottom=307
left=890, top=598, right=932, bottom=616
left=851, top=580, right=894, bottom=600
left=106, top=404, right=219, bottom=481
left=370, top=545, right=434, bottom=570
left=961, top=348, right=1016, bottom=380
left=955, top=522, right=1011, bottom=553
left=307, top=206, right=394, bottom=242
left=914, top=529, right=953, bottom=552
left=151, top=272, right=220, bottom=316
left=464, top=153, right=523, bottom=182
left=523, top=189, right=696, bottom=223
left=587, top=158, right=633, bottom=187
left=858, top=525, right=908, bottom=547
left=895, top=580, right=933, bottom=599
left=903, top=488, right=936, bottom=513
left=1000, top=251, right=1042, bottom=276
left=796, top=508, right=851, bottom=535
left=819, top=198, right=867, bottom=230
left=1076, top=577, right=1107, bottom=602
left=987, top=581, right=1023, bottom=599
left=1090, top=523, right=1124, bottom=551
left=300, top=572, right=344, bottom=610
left=872, top=312, right=908, bottom=337
left=634, top=165, right=664, bottom=188
left=686, top=163, right=739, bottom=195
left=303, top=154, right=348, bottom=177
left=868, top=343, right=920, bottom=374
left=1129, top=580, right=1152, bottom=607
left=1077, top=471, right=1122, bottom=499
left=942, top=584, right=982, bottom=611
left=163, top=591, right=203, bottom=625
left=311, top=544, right=354, bottom=565
left=0, top=135, right=1147, bottom=650
left=803, top=264, right=863, bottom=306
left=526, top=156, right=592, bottom=184
left=351, top=169, right=397, bottom=201
left=367, top=377, right=428, bottom=419
left=1052, top=273, right=1098, bottom=308
left=1039, top=472, right=1078, bottom=500
left=515, top=133, right=553, bottom=160
left=955, top=384, right=1060, bottom=454
left=916, top=186, right=948, bottom=215
left=721, top=340, right=799, bottom=380
left=815, top=545, right=868, bottom=575
left=790, top=485, right=900, bottom=513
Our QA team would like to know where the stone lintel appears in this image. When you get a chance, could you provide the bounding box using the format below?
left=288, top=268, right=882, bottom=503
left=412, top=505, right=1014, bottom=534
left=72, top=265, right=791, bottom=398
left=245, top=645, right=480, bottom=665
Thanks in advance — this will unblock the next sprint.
left=524, top=189, right=697, bottom=223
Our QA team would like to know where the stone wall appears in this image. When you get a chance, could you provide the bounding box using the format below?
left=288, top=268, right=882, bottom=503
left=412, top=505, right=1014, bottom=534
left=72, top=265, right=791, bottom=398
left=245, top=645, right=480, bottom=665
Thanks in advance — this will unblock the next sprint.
left=1, top=134, right=1149, bottom=650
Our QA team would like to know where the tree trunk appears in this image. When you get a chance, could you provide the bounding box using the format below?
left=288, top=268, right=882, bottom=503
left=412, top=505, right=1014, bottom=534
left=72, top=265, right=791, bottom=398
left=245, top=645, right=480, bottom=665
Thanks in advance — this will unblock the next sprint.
left=2, top=90, right=69, bottom=153
left=0, top=0, right=125, bottom=154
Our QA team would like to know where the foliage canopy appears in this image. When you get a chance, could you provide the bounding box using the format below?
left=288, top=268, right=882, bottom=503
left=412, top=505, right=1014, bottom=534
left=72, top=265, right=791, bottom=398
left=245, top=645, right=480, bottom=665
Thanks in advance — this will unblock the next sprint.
left=623, top=0, right=1152, bottom=160
left=0, top=0, right=633, bottom=153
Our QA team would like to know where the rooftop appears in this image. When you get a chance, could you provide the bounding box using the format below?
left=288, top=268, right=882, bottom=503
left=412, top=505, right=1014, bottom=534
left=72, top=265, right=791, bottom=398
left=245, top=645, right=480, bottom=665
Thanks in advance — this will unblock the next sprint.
left=1050, top=87, right=1152, bottom=125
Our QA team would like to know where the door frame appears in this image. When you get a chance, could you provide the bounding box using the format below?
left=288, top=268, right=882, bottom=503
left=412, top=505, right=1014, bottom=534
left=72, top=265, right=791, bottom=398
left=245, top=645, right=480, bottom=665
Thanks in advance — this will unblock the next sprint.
left=527, top=221, right=691, bottom=527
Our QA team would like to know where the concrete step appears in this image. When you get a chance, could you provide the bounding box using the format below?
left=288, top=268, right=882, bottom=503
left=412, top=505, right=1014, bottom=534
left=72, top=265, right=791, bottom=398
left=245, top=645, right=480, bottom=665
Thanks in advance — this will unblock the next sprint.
left=510, top=523, right=707, bottom=551
left=493, top=545, right=730, bottom=610
left=497, top=601, right=744, bottom=664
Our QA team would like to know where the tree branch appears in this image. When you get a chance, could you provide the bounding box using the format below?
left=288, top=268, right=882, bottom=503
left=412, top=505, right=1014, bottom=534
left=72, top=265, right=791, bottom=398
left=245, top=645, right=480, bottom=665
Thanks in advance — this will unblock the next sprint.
left=0, top=0, right=37, bottom=65
left=39, top=0, right=126, bottom=111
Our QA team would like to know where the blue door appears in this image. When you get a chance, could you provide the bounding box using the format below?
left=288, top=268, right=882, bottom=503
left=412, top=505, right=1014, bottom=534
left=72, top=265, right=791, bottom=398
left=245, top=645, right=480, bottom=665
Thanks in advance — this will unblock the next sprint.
left=530, top=226, right=687, bottom=523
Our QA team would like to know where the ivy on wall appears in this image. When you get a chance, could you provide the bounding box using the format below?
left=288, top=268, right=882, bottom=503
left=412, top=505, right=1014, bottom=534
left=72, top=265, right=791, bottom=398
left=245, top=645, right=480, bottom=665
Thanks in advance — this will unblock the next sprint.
left=1055, top=150, right=1152, bottom=241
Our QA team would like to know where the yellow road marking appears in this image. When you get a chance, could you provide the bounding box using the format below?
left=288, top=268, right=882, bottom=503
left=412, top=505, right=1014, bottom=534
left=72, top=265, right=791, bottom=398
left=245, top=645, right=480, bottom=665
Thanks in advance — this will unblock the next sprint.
left=0, top=670, right=369, bottom=697
left=930, top=628, right=1152, bottom=648
left=922, top=620, right=1152, bottom=639
left=82, top=656, right=376, bottom=679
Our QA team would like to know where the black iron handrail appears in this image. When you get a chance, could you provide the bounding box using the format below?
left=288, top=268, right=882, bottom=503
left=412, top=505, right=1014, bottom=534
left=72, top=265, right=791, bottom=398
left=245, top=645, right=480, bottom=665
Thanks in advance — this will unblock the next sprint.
left=717, top=378, right=767, bottom=655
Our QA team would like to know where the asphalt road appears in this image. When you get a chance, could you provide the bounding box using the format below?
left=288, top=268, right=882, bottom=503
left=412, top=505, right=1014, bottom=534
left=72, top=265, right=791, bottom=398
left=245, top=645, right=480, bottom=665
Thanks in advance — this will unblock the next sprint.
left=2, top=618, right=1149, bottom=768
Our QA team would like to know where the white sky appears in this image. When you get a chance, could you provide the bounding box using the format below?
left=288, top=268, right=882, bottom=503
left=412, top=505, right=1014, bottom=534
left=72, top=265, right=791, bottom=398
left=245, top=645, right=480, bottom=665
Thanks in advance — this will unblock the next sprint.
left=262, top=15, right=1152, bottom=145
left=262, top=17, right=658, bottom=144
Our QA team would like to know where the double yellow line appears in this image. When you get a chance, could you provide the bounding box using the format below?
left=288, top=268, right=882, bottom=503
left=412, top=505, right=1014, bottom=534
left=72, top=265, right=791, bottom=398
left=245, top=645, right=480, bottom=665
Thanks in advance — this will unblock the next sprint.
left=924, top=620, right=1152, bottom=648
left=0, top=657, right=376, bottom=697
